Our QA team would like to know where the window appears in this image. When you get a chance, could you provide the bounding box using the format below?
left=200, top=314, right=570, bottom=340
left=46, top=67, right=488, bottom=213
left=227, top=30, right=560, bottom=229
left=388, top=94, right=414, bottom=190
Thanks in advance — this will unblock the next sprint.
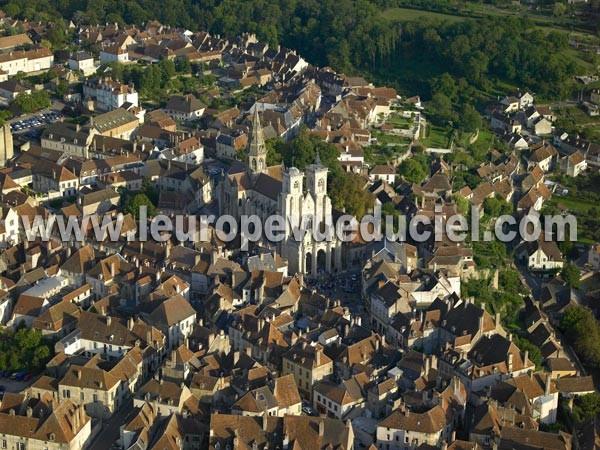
left=17, top=443, right=25, bottom=450
left=2, top=439, right=6, bottom=449
left=93, top=393, right=98, bottom=402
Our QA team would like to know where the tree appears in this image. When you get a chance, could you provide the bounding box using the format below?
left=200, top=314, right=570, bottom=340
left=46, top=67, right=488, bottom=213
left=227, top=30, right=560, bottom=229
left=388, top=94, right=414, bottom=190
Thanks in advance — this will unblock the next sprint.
left=573, top=393, right=600, bottom=423
left=561, top=263, right=581, bottom=289
left=397, top=159, right=427, bottom=184
left=329, top=172, right=375, bottom=219
left=459, top=105, right=482, bottom=133
left=10, top=91, right=51, bottom=115
left=553, top=2, right=567, bottom=16
left=484, top=197, right=513, bottom=218
left=514, top=336, right=543, bottom=369
left=0, top=328, right=52, bottom=371
left=176, top=58, right=192, bottom=74
left=453, top=194, right=470, bottom=216
left=429, top=93, right=454, bottom=125
left=3, top=4, right=20, bottom=18
left=55, top=81, right=68, bottom=98
left=560, top=306, right=600, bottom=367
left=45, top=23, right=67, bottom=49
left=125, top=193, right=156, bottom=218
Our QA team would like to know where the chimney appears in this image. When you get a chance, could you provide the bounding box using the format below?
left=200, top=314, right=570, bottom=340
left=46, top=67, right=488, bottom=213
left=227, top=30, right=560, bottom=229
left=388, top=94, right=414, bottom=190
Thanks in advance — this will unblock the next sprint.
left=507, top=353, right=514, bottom=372
left=128, top=317, right=134, bottom=330
left=318, top=420, right=325, bottom=437
left=26, top=407, right=32, bottom=418
left=76, top=369, right=81, bottom=379
left=106, top=315, right=111, bottom=326
left=545, top=374, right=551, bottom=396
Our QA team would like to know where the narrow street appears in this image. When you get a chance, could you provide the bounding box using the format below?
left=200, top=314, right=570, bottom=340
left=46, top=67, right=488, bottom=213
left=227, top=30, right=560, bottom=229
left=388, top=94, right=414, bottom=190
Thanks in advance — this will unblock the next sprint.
left=516, top=263, right=542, bottom=300
left=87, top=398, right=133, bottom=450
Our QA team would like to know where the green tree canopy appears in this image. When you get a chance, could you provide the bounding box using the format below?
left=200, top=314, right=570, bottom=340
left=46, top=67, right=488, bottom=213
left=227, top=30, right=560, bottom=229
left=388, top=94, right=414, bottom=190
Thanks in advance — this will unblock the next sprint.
left=561, top=263, right=581, bottom=289
left=560, top=306, right=600, bottom=367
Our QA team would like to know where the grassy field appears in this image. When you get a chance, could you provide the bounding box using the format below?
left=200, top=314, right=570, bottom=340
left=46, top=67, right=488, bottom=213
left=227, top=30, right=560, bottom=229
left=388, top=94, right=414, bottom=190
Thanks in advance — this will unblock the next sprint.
left=556, top=105, right=600, bottom=126
left=381, top=7, right=466, bottom=24
left=421, top=124, right=450, bottom=148
left=548, top=194, right=598, bottom=245
left=549, top=194, right=597, bottom=214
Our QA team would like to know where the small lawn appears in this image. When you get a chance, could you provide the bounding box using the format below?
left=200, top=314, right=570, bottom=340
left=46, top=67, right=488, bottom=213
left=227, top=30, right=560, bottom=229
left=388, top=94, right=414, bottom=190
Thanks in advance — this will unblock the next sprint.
left=386, top=114, right=413, bottom=129
left=421, top=124, right=450, bottom=148
left=371, top=131, right=413, bottom=146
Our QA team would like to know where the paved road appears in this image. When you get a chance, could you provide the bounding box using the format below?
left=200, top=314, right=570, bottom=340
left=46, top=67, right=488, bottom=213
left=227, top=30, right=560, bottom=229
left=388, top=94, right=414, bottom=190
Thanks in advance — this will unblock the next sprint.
left=0, top=376, right=32, bottom=393
left=516, top=263, right=542, bottom=299
left=87, top=398, right=133, bottom=450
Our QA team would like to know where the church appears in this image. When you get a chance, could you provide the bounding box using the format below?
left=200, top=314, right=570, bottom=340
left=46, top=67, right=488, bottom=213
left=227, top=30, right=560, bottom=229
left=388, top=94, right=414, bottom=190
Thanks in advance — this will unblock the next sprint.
left=219, top=107, right=342, bottom=275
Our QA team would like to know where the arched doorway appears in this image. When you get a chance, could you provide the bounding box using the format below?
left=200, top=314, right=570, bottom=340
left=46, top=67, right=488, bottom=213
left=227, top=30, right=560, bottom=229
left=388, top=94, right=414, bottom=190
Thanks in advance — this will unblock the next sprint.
left=305, top=252, right=312, bottom=274
left=317, top=249, right=326, bottom=273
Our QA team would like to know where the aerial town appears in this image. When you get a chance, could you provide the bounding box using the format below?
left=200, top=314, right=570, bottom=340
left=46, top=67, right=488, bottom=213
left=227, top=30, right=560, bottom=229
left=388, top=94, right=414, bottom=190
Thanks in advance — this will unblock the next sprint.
left=0, top=5, right=598, bottom=450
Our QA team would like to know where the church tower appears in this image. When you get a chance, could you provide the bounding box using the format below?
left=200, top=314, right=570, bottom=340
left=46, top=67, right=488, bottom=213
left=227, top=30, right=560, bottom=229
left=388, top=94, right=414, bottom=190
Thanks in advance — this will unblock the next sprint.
left=281, top=166, right=304, bottom=232
left=306, top=151, right=330, bottom=220
left=246, top=106, right=267, bottom=179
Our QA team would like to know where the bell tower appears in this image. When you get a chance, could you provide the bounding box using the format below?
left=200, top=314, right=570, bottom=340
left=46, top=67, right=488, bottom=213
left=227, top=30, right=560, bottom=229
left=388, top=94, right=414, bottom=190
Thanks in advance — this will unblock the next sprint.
left=247, top=106, right=267, bottom=178
left=306, top=150, right=329, bottom=219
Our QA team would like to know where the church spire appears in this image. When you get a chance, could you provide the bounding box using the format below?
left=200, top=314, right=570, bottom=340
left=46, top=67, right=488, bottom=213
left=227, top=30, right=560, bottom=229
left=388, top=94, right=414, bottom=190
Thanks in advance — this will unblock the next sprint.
left=248, top=105, right=266, bottom=157
left=314, top=148, right=322, bottom=167
left=247, top=104, right=267, bottom=177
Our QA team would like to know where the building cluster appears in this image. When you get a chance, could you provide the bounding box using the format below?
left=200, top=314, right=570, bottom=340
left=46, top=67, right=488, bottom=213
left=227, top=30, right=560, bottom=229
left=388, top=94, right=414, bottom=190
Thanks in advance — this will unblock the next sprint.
left=0, top=14, right=595, bottom=450
left=489, top=91, right=596, bottom=170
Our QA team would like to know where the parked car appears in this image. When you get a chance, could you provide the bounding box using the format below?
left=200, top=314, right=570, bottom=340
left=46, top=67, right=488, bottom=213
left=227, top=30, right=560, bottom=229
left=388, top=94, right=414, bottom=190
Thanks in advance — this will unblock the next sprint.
left=23, top=373, right=34, bottom=381
left=12, top=371, right=26, bottom=381
left=302, top=405, right=315, bottom=416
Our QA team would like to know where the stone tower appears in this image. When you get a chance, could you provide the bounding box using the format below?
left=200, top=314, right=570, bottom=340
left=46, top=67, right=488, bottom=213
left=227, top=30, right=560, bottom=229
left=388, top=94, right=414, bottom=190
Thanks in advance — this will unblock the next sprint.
left=246, top=106, right=267, bottom=179
left=0, top=123, right=13, bottom=167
